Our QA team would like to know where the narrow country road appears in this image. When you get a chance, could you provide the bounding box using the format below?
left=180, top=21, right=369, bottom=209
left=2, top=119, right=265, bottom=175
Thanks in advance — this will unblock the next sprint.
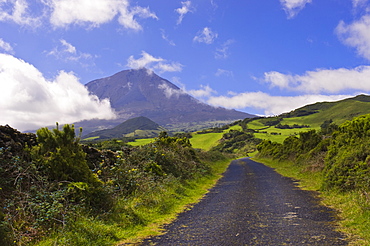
left=140, top=158, right=347, bottom=245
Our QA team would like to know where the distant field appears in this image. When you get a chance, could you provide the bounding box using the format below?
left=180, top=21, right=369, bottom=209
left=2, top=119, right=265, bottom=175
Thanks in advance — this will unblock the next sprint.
left=125, top=124, right=244, bottom=150
left=127, top=138, right=154, bottom=146
left=82, top=136, right=100, bottom=141
left=247, top=119, right=317, bottom=143
left=190, top=132, right=224, bottom=150
left=190, top=125, right=243, bottom=150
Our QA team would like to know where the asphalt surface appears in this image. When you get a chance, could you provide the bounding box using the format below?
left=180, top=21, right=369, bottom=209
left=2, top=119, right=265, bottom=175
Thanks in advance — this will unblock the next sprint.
left=140, top=158, right=347, bottom=246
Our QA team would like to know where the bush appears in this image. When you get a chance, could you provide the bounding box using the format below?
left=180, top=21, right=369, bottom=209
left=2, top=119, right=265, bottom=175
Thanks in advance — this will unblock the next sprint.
left=323, top=115, right=370, bottom=191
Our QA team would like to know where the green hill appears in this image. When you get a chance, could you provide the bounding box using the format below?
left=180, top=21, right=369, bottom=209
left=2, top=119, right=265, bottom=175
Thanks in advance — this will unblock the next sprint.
left=83, top=116, right=166, bottom=140
left=246, top=94, right=370, bottom=143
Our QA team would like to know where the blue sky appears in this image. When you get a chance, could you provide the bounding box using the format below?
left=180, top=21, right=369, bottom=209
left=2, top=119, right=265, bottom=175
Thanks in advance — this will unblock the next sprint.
left=1, top=0, right=370, bottom=130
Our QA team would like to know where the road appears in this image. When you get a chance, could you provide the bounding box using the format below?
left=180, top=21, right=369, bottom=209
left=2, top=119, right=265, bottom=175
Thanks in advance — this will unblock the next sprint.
left=140, top=158, right=347, bottom=245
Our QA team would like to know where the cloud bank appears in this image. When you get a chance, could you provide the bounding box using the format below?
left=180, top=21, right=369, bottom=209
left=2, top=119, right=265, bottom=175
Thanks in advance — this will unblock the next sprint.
left=264, top=66, right=370, bottom=93
left=0, top=53, right=116, bottom=131
left=207, top=92, right=351, bottom=116
left=191, top=65, right=370, bottom=115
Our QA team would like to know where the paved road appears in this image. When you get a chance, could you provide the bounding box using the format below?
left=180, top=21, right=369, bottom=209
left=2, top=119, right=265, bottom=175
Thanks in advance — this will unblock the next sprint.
left=141, top=158, right=347, bottom=245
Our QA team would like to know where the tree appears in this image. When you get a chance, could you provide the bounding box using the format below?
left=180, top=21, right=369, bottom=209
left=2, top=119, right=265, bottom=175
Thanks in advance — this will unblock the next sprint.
left=32, top=124, right=98, bottom=185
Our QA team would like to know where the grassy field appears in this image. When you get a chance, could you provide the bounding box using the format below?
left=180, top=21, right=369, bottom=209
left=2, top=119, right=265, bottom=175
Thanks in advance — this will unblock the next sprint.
left=126, top=125, right=243, bottom=150
left=246, top=98, right=370, bottom=144
left=247, top=119, right=317, bottom=143
left=190, top=132, right=224, bottom=150
left=190, top=124, right=243, bottom=150
left=127, top=138, right=154, bottom=146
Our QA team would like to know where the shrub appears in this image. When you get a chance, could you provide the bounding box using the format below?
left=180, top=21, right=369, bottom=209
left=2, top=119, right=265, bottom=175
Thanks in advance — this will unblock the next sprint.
left=323, top=115, right=370, bottom=191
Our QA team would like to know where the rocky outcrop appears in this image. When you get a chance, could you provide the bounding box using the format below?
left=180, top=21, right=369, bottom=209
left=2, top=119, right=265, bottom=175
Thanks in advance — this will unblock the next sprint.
left=0, top=125, right=37, bottom=158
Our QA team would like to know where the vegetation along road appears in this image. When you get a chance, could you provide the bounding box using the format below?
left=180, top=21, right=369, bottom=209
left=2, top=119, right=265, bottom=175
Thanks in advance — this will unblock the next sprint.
left=141, top=158, right=347, bottom=245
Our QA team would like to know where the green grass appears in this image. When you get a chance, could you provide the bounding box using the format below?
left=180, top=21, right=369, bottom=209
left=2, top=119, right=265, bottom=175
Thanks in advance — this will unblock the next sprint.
left=253, top=157, right=370, bottom=245
left=190, top=132, right=224, bottom=150
left=247, top=120, right=317, bottom=143
left=37, top=157, right=232, bottom=246
left=247, top=99, right=370, bottom=144
left=83, top=136, right=100, bottom=141
left=190, top=125, right=243, bottom=150
left=228, top=125, right=243, bottom=131
left=127, top=138, right=154, bottom=146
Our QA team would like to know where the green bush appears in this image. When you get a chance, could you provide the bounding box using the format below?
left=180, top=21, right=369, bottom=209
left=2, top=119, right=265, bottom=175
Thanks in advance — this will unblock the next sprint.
left=323, top=115, right=370, bottom=191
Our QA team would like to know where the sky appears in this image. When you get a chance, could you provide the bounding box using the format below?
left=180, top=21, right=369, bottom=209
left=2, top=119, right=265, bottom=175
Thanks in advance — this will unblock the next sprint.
left=1, top=0, right=370, bottom=131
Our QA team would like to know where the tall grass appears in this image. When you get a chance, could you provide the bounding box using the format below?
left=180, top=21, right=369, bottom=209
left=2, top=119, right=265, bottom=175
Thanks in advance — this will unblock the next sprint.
left=36, top=157, right=232, bottom=246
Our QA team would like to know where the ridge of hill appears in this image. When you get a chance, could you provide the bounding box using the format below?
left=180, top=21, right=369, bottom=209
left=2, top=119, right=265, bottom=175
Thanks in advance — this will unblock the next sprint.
left=77, top=68, right=254, bottom=135
left=280, top=94, right=370, bottom=125
left=83, top=116, right=166, bottom=140
left=244, top=94, right=370, bottom=143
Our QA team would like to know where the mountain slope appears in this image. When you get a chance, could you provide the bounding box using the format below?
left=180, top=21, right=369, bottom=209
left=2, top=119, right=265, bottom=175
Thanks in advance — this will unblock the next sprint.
left=83, top=116, right=166, bottom=140
left=80, top=69, right=253, bottom=134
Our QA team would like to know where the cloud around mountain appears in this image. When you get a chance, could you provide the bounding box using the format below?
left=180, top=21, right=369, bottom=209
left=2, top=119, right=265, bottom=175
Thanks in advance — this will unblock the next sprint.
left=0, top=54, right=116, bottom=131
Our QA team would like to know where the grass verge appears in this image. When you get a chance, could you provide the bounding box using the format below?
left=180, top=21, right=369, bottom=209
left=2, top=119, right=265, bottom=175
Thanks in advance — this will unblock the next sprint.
left=253, top=157, right=370, bottom=246
left=36, top=157, right=232, bottom=246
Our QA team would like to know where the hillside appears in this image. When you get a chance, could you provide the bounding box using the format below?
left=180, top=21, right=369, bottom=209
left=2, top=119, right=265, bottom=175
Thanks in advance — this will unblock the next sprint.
left=83, top=116, right=166, bottom=140
left=77, top=69, right=254, bottom=135
left=246, top=94, right=370, bottom=143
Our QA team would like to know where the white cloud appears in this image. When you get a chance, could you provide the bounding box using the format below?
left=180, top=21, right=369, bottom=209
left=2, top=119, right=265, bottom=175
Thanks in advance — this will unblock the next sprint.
left=188, top=85, right=217, bottom=98
left=352, top=0, right=368, bottom=9
left=193, top=27, right=218, bottom=44
left=207, top=92, right=352, bottom=116
left=47, top=0, right=157, bottom=30
left=60, top=39, right=76, bottom=54
left=280, top=0, right=312, bottom=19
left=47, top=39, right=95, bottom=66
left=0, top=38, right=14, bottom=53
left=336, top=15, right=370, bottom=61
left=158, top=83, right=186, bottom=99
left=0, top=0, right=157, bottom=30
left=215, top=39, right=235, bottom=59
left=264, top=66, right=370, bottom=93
left=0, top=53, right=116, bottom=131
left=126, top=51, right=183, bottom=74
left=215, top=69, right=234, bottom=77
left=175, top=1, right=193, bottom=25
left=0, top=0, right=41, bottom=27
left=154, top=62, right=183, bottom=74
left=161, top=29, right=176, bottom=46
left=127, top=51, right=164, bottom=69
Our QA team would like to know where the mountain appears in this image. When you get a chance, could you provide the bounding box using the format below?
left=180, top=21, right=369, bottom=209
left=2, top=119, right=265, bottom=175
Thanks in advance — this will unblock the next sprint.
left=83, top=116, right=166, bottom=140
left=79, top=68, right=254, bottom=135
